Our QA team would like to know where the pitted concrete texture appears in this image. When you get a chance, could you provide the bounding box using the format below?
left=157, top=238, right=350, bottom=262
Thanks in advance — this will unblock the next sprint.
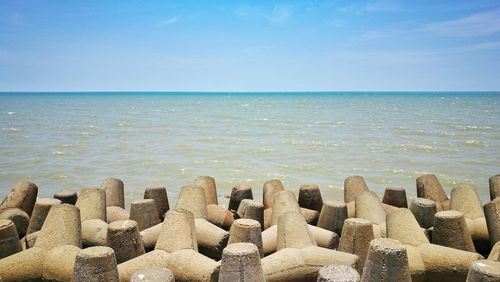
left=271, top=191, right=301, bottom=225
left=166, top=249, right=221, bottom=282
left=228, top=184, right=253, bottom=212
left=263, top=179, right=285, bottom=210
left=73, top=246, right=119, bottom=282
left=0, top=181, right=38, bottom=216
left=82, top=219, right=108, bottom=247
left=488, top=241, right=500, bottom=261
left=141, top=222, right=162, bottom=252
left=318, top=264, right=360, bottom=282
left=176, top=184, right=208, bottom=219
left=130, top=267, right=175, bottom=282
left=108, top=219, right=145, bottom=263
left=34, top=203, right=82, bottom=250
left=26, top=198, right=61, bottom=235
left=22, top=230, right=39, bottom=249
left=450, top=185, right=485, bottom=219
left=195, top=218, right=229, bottom=260
left=466, top=260, right=500, bottom=282
left=130, top=199, right=161, bottom=231
left=228, top=218, right=263, bottom=257
left=355, top=191, right=386, bottom=226
left=361, top=238, right=411, bottom=282
left=118, top=250, right=171, bottom=282
left=338, top=218, right=374, bottom=274
left=101, top=177, right=125, bottom=209
left=410, top=198, right=437, bottom=229
left=277, top=212, right=316, bottom=250
left=382, top=187, right=408, bottom=208
left=484, top=198, right=500, bottom=246
left=53, top=189, right=78, bottom=205
left=207, top=204, right=235, bottom=229
left=42, top=244, right=81, bottom=281
left=156, top=209, right=198, bottom=252
left=298, top=184, right=323, bottom=212
left=0, top=246, right=44, bottom=281
left=386, top=208, right=429, bottom=247
left=301, top=207, right=320, bottom=225
left=237, top=199, right=264, bottom=230
left=416, top=174, right=449, bottom=211
left=106, top=206, right=130, bottom=223
left=432, top=210, right=475, bottom=252
left=76, top=187, right=107, bottom=222
left=0, top=219, right=22, bottom=259
left=317, top=200, right=347, bottom=235
left=195, top=176, right=218, bottom=205
left=0, top=207, right=29, bottom=236
left=144, top=186, right=170, bottom=219
left=489, top=174, right=500, bottom=201
left=219, top=242, right=265, bottom=282
left=344, top=176, right=369, bottom=203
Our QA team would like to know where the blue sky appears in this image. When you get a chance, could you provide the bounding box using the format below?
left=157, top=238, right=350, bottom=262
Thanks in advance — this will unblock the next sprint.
left=1, top=0, right=500, bottom=91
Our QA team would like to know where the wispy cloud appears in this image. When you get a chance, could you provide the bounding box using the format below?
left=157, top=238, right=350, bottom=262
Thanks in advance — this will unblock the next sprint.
left=159, top=17, right=178, bottom=26
left=266, top=5, right=292, bottom=24
left=234, top=4, right=292, bottom=24
left=426, top=8, right=500, bottom=37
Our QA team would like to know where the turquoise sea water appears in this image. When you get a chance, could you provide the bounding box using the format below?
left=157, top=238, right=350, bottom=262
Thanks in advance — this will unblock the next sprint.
left=0, top=92, right=499, bottom=206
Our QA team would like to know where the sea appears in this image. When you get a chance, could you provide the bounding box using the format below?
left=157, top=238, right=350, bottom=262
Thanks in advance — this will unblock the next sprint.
left=0, top=92, right=498, bottom=207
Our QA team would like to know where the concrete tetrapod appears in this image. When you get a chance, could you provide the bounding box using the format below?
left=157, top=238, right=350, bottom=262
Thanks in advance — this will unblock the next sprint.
left=0, top=246, right=45, bottom=281
left=416, top=174, right=450, bottom=211
left=207, top=204, right=235, bottom=230
left=73, top=246, right=119, bottom=282
left=130, top=267, right=175, bottom=282
left=26, top=198, right=61, bottom=235
left=355, top=191, right=387, bottom=237
left=466, top=260, right=500, bottom=282
left=488, top=241, right=500, bottom=261
left=338, top=218, right=375, bottom=274
left=265, top=206, right=320, bottom=230
left=218, top=242, right=265, bottom=282
left=0, top=208, right=29, bottom=237
left=298, top=183, right=324, bottom=212
left=382, top=187, right=408, bottom=208
left=361, top=238, right=412, bottom=282
left=271, top=191, right=302, bottom=225
left=228, top=218, right=263, bottom=257
left=130, top=199, right=161, bottom=231
left=176, top=184, right=208, bottom=219
left=81, top=219, right=108, bottom=247
left=42, top=244, right=81, bottom=281
left=228, top=184, right=253, bottom=212
left=155, top=209, right=198, bottom=252
left=344, top=176, right=369, bottom=204
left=101, top=177, right=125, bottom=209
left=0, top=219, right=22, bottom=259
left=195, top=175, right=218, bottom=205
left=484, top=198, right=500, bottom=246
left=317, top=200, right=347, bottom=236
left=144, top=186, right=170, bottom=220
left=0, top=181, right=38, bottom=216
left=117, top=250, right=171, bottom=282
left=166, top=249, right=220, bottom=282
left=195, top=218, right=229, bottom=260
left=489, top=174, right=500, bottom=201
left=53, top=190, right=78, bottom=205
left=263, top=179, right=285, bottom=210
left=76, top=187, right=107, bottom=222
left=106, top=206, right=130, bottom=223
left=236, top=199, right=264, bottom=230
left=317, top=265, right=360, bottom=282
left=34, top=203, right=82, bottom=250
left=277, top=211, right=317, bottom=250
left=432, top=210, right=475, bottom=252
left=107, top=219, right=145, bottom=263
left=410, top=198, right=437, bottom=229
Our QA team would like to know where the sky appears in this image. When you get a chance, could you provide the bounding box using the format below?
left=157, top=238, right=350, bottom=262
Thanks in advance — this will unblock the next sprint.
left=1, top=0, right=500, bottom=92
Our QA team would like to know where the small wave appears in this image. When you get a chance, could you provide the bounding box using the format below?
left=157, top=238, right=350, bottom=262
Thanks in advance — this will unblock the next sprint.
left=465, top=140, right=486, bottom=147
left=400, top=143, right=435, bottom=152
left=7, top=112, right=15, bottom=115
left=336, top=120, right=348, bottom=124
left=52, top=151, right=65, bottom=156
left=2, top=127, right=19, bottom=131
left=454, top=125, right=492, bottom=131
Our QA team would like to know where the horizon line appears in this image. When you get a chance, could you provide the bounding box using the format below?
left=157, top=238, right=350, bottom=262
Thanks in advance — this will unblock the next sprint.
left=1, top=90, right=500, bottom=94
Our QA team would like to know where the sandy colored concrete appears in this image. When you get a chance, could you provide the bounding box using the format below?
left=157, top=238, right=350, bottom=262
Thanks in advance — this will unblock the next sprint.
left=271, top=191, right=301, bottom=225
left=76, top=187, right=107, bottom=222
left=488, top=241, right=500, bottom=261
left=228, top=184, right=253, bottom=212
left=22, top=230, right=39, bottom=249
left=219, top=242, right=265, bottom=282
left=53, top=189, right=78, bottom=205
left=382, top=187, right=408, bottom=208
left=338, top=218, right=374, bottom=273
left=101, top=177, right=125, bottom=209
left=466, top=260, right=500, bottom=282
left=432, top=210, right=475, bottom=252
left=144, top=186, right=170, bottom=220
left=0, top=246, right=44, bottom=281
left=263, top=208, right=272, bottom=230
left=130, top=199, right=161, bottom=231
left=140, top=222, right=162, bottom=252
left=416, top=174, right=449, bottom=211
left=317, top=200, right=347, bottom=235
left=73, top=246, right=119, bottom=281
left=82, top=219, right=108, bottom=247
left=483, top=198, right=500, bottom=246
left=386, top=208, right=429, bottom=247
left=317, top=264, right=360, bottom=282
left=118, top=250, right=171, bottom=282
left=156, top=209, right=198, bottom=252
left=0, top=219, right=22, bottom=259
left=106, top=206, right=130, bottom=223
left=130, top=267, right=175, bottom=282
left=207, top=204, right=235, bottom=230
left=237, top=199, right=264, bottom=230
left=166, top=249, right=220, bottom=282
left=195, top=218, right=229, bottom=260
left=410, top=198, right=437, bottom=229
left=263, top=179, right=285, bottom=210
left=26, top=198, right=61, bottom=235
left=176, top=184, right=208, bottom=219
left=108, top=219, right=145, bottom=263
left=228, top=218, right=263, bottom=257
left=42, top=244, right=81, bottom=281
left=277, top=212, right=316, bottom=250
left=355, top=191, right=386, bottom=237
left=344, top=176, right=369, bottom=203
left=0, top=207, right=30, bottom=237
left=300, top=207, right=320, bottom=225
left=195, top=176, right=218, bottom=205
left=361, top=238, right=411, bottom=282
left=298, top=183, right=323, bottom=212
left=34, top=203, right=82, bottom=250
left=0, top=181, right=38, bottom=217
left=489, top=174, right=500, bottom=201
